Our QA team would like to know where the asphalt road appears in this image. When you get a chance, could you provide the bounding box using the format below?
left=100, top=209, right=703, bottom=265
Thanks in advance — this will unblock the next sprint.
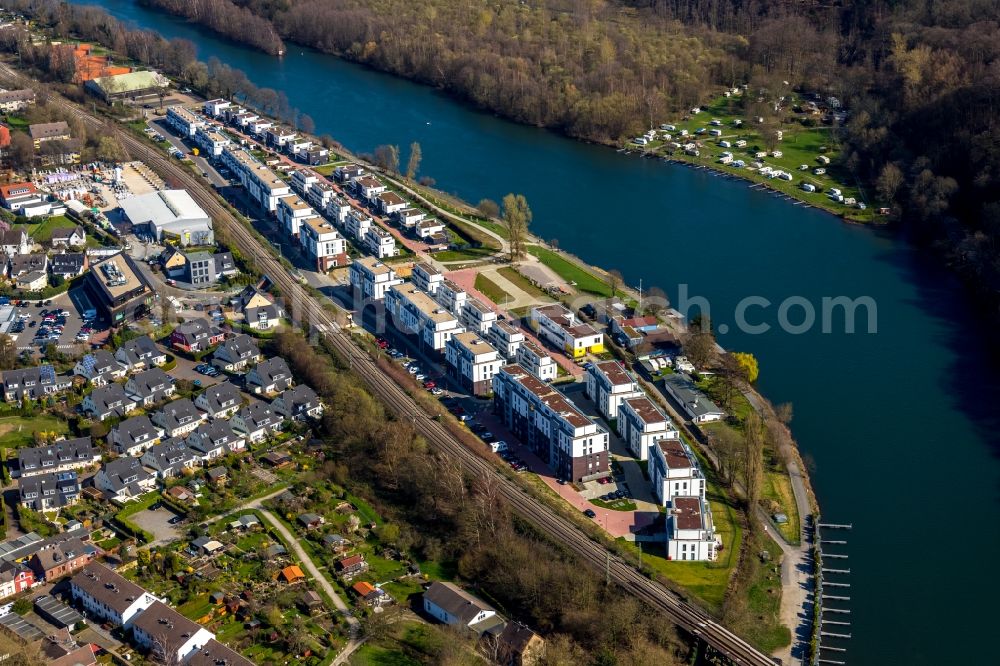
left=10, top=68, right=779, bottom=666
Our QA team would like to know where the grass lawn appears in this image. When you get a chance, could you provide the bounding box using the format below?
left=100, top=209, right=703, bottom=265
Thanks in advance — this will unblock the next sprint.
left=432, top=247, right=495, bottom=262
left=762, top=466, right=800, bottom=545
left=15, top=215, right=77, bottom=243
left=473, top=273, right=511, bottom=306
left=350, top=644, right=422, bottom=666
left=497, top=266, right=553, bottom=302
left=589, top=497, right=637, bottom=512
left=350, top=622, right=444, bottom=666
left=0, top=414, right=70, bottom=449
left=731, top=533, right=792, bottom=652
left=313, top=164, right=337, bottom=176
left=176, top=594, right=216, bottom=623
left=526, top=246, right=611, bottom=296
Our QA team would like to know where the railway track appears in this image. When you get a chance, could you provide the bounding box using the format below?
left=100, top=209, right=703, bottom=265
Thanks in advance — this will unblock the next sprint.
left=8, top=64, right=776, bottom=665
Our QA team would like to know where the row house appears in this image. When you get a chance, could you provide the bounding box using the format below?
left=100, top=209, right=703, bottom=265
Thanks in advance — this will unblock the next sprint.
left=531, top=304, right=604, bottom=359
left=2, top=364, right=72, bottom=402
left=141, top=440, right=200, bottom=479
left=487, top=320, right=525, bottom=360
left=19, top=471, right=79, bottom=512
left=650, top=438, right=705, bottom=507
left=132, top=601, right=215, bottom=663
left=492, top=365, right=609, bottom=482
left=17, top=438, right=99, bottom=478
left=0, top=562, right=34, bottom=601
left=170, top=319, right=225, bottom=354
left=348, top=256, right=402, bottom=301
left=95, top=457, right=156, bottom=503
left=151, top=398, right=206, bottom=438
left=272, top=385, right=323, bottom=420
left=194, top=382, right=243, bottom=420
left=231, top=402, right=283, bottom=444
left=110, top=415, right=164, bottom=457
left=188, top=421, right=246, bottom=459
left=73, top=350, right=126, bottom=386
left=211, top=334, right=262, bottom=372
left=222, top=147, right=291, bottom=212
left=29, top=537, right=95, bottom=582
left=585, top=360, right=642, bottom=421
left=618, top=396, right=679, bottom=461
left=70, top=562, right=157, bottom=628
left=124, top=367, right=174, bottom=407
left=300, top=217, right=348, bottom=271
left=386, top=283, right=466, bottom=352
left=247, top=357, right=293, bottom=395
left=83, top=383, right=137, bottom=421
left=115, top=336, right=167, bottom=372
left=445, top=332, right=502, bottom=396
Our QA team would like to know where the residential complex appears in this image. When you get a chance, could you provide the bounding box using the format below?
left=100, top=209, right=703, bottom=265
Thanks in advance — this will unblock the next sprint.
left=531, top=304, right=604, bottom=358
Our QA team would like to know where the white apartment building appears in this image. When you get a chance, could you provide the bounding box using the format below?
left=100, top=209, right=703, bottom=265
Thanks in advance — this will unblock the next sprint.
left=300, top=218, right=348, bottom=271
left=70, top=563, right=158, bottom=628
left=493, top=364, right=609, bottom=482
left=445, top=332, right=502, bottom=396
left=386, top=283, right=465, bottom=352
left=650, top=438, right=705, bottom=506
left=355, top=176, right=386, bottom=202
left=396, top=208, right=425, bottom=229
left=276, top=195, right=319, bottom=237
left=585, top=360, right=643, bottom=421
left=487, top=320, right=525, bottom=359
left=349, top=256, right=403, bottom=301
left=307, top=180, right=337, bottom=211
left=377, top=191, right=407, bottom=216
left=345, top=205, right=373, bottom=240
left=435, top=279, right=467, bottom=315
left=202, top=98, right=231, bottom=117
left=326, top=196, right=351, bottom=226
left=531, top=304, right=605, bottom=359
left=165, top=106, right=205, bottom=138
left=290, top=169, right=318, bottom=194
left=459, top=298, right=497, bottom=335
left=364, top=226, right=398, bottom=259
left=411, top=262, right=444, bottom=294
left=514, top=340, right=557, bottom=382
left=194, top=127, right=231, bottom=158
left=667, top=496, right=718, bottom=561
left=222, top=148, right=291, bottom=212
left=618, top=396, right=679, bottom=461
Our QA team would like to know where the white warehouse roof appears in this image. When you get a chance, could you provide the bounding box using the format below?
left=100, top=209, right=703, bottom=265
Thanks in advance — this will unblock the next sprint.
left=120, top=190, right=213, bottom=246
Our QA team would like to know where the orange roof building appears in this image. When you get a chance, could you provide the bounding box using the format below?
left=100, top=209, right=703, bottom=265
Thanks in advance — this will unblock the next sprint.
left=66, top=43, right=131, bottom=83
left=279, top=565, right=305, bottom=583
left=351, top=581, right=375, bottom=597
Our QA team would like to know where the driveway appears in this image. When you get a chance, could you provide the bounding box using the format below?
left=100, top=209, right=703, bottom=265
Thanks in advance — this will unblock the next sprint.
left=128, top=505, right=184, bottom=546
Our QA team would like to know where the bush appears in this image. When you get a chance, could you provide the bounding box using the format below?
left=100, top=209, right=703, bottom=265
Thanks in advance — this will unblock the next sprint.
left=11, top=598, right=30, bottom=616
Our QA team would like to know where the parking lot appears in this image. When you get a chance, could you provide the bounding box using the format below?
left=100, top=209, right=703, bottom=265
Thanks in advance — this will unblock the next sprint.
left=7, top=290, right=99, bottom=352
left=129, top=504, right=185, bottom=545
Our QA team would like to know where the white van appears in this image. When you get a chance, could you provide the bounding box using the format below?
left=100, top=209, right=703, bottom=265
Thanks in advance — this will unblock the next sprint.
left=490, top=441, right=508, bottom=453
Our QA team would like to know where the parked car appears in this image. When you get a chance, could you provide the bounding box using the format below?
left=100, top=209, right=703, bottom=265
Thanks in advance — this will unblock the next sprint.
left=584, top=509, right=597, bottom=518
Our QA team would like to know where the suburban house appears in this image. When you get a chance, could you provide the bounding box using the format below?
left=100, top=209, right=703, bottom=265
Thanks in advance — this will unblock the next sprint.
left=115, top=336, right=166, bottom=372
left=29, top=120, right=71, bottom=146
left=662, top=374, right=725, bottom=424
left=50, top=226, right=86, bottom=248
left=73, top=350, right=127, bottom=386
left=349, top=256, right=402, bottom=301
left=17, top=438, right=100, bottom=478
left=8, top=253, right=48, bottom=278
left=0, top=563, right=35, bottom=601
left=0, top=88, right=35, bottom=113
left=414, top=218, right=445, bottom=239
left=169, top=319, right=225, bottom=354
left=124, top=367, right=174, bottom=406
left=50, top=252, right=88, bottom=279
left=513, top=341, right=557, bottom=382
left=2, top=364, right=72, bottom=401
left=395, top=207, right=426, bottom=229
left=82, top=383, right=137, bottom=421
left=194, top=383, right=244, bottom=420
left=230, top=402, right=283, bottom=443
left=492, top=622, right=546, bottom=666
left=70, top=562, right=158, bottom=628
left=530, top=304, right=604, bottom=358
left=131, top=601, right=215, bottom=663
left=493, top=364, right=609, bottom=482
left=246, top=357, right=293, bottom=395
left=19, top=471, right=80, bottom=512
left=211, top=334, right=262, bottom=372
left=377, top=190, right=407, bottom=216
left=109, top=415, right=164, bottom=457
left=650, top=439, right=705, bottom=507
left=28, top=537, right=96, bottom=582
left=95, top=457, right=156, bottom=503
left=585, top=360, right=643, bottom=421
left=667, top=496, right=718, bottom=561
left=271, top=385, right=323, bottom=420
left=14, top=268, right=47, bottom=291
left=151, top=398, right=206, bottom=438
left=141, top=440, right=200, bottom=479
left=618, top=396, right=679, bottom=461
left=334, top=554, right=368, bottom=578
left=188, top=421, right=246, bottom=459
left=235, top=288, right=284, bottom=331
left=423, top=582, right=501, bottom=635
left=487, top=320, right=525, bottom=360
left=445, top=332, right=502, bottom=396
left=352, top=581, right=392, bottom=608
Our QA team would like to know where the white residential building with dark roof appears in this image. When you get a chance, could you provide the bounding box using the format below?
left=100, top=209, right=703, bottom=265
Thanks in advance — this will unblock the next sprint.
left=211, top=334, right=261, bottom=372
left=662, top=374, right=725, bottom=424
left=2, top=364, right=72, bottom=402
left=246, top=357, right=293, bottom=395
left=585, top=360, right=643, bottom=421
left=667, top=496, right=718, bottom=561
left=650, top=439, right=706, bottom=507
left=132, top=600, right=215, bottom=662
left=445, top=332, right=502, bottom=396
left=83, top=383, right=137, bottom=422
left=141, top=440, right=200, bottom=479
left=231, top=402, right=283, bottom=443
left=19, top=471, right=79, bottom=512
left=272, top=385, right=323, bottom=420
left=70, top=562, right=158, bottom=628
left=124, top=368, right=174, bottom=407
left=73, top=350, right=126, bottom=386
left=17, top=439, right=99, bottom=478
left=115, top=336, right=166, bottom=372
left=187, top=421, right=246, bottom=458
left=194, top=383, right=243, bottom=420
left=110, top=415, right=164, bottom=457
left=95, top=457, right=156, bottom=503
left=151, top=398, right=206, bottom=438
left=618, top=396, right=679, bottom=461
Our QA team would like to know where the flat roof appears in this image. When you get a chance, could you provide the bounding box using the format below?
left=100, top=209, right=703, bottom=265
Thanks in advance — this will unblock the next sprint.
left=624, top=396, right=666, bottom=424
left=378, top=191, right=406, bottom=205
left=303, top=217, right=340, bottom=236
left=120, top=189, right=209, bottom=227
left=453, top=331, right=498, bottom=356
left=594, top=360, right=633, bottom=386
left=673, top=496, right=709, bottom=530
left=279, top=196, right=313, bottom=211
left=354, top=256, right=394, bottom=275
left=656, top=438, right=692, bottom=469
left=395, top=283, right=456, bottom=324
left=93, top=253, right=145, bottom=299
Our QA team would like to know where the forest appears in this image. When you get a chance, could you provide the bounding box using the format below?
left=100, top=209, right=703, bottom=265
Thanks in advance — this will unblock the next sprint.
left=135, top=0, right=1000, bottom=328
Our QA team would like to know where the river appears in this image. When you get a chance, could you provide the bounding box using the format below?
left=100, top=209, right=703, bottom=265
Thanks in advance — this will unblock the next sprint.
left=76, top=2, right=1000, bottom=664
